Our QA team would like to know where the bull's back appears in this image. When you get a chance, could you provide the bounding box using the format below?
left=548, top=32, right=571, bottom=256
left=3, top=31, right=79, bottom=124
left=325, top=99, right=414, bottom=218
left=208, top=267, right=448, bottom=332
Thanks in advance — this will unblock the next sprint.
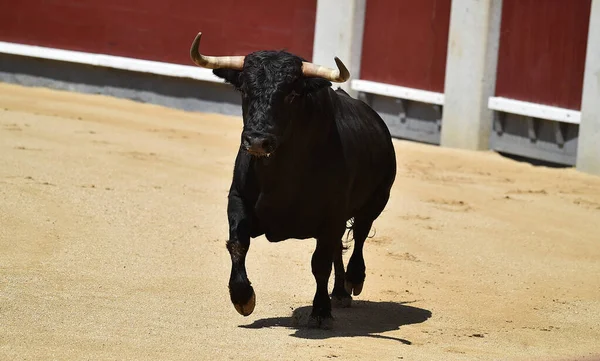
left=331, top=88, right=397, bottom=214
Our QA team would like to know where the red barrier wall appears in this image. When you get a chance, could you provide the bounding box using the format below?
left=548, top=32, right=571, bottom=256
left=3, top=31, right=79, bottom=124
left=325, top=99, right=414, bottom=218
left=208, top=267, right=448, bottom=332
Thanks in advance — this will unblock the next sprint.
left=495, top=0, right=591, bottom=110
left=0, top=0, right=317, bottom=65
left=359, top=0, right=451, bottom=92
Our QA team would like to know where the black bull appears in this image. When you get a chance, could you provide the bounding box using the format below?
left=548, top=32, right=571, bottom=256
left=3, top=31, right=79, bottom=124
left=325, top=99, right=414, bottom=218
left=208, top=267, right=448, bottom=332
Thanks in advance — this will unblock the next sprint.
left=191, top=34, right=397, bottom=328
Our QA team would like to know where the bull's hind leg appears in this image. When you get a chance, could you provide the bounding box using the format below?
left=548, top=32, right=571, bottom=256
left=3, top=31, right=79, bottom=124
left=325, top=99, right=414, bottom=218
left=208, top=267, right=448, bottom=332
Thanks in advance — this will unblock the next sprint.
left=344, top=218, right=371, bottom=296
left=345, top=189, right=392, bottom=296
left=331, top=240, right=352, bottom=307
left=309, top=224, right=346, bottom=329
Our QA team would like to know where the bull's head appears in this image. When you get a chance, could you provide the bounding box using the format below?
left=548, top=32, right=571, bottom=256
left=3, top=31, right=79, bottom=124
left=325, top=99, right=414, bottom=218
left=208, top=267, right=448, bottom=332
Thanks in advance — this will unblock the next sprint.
left=189, top=32, right=349, bottom=157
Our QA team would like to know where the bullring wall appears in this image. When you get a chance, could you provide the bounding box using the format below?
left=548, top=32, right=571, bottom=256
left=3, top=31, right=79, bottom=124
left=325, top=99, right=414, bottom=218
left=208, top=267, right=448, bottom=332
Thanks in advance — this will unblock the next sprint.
left=1, top=0, right=599, bottom=173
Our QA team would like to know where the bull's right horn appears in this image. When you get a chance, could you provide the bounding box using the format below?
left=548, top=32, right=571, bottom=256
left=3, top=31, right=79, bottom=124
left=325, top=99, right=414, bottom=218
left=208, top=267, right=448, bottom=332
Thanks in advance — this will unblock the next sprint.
left=301, top=57, right=350, bottom=83
left=190, top=32, right=245, bottom=70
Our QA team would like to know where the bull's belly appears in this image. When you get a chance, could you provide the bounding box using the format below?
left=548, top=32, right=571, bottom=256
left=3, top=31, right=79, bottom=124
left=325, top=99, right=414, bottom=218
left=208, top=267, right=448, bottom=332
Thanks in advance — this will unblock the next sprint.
left=254, top=205, right=323, bottom=242
left=259, top=216, right=319, bottom=242
left=264, top=230, right=313, bottom=243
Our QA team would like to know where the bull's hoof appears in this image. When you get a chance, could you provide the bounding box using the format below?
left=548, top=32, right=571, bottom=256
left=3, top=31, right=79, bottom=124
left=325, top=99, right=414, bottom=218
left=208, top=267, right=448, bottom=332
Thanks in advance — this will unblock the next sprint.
left=233, top=291, right=256, bottom=316
left=331, top=295, right=352, bottom=308
left=308, top=315, right=334, bottom=330
left=344, top=280, right=364, bottom=296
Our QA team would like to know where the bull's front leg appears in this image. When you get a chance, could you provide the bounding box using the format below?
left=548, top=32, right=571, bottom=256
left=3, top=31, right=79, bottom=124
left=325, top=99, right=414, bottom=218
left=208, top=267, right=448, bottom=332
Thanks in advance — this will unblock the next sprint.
left=226, top=192, right=255, bottom=316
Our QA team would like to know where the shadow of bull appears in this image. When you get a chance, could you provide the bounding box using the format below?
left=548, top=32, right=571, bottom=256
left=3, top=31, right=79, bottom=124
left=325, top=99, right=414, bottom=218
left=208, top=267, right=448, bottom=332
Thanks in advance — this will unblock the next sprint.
left=240, top=300, right=432, bottom=344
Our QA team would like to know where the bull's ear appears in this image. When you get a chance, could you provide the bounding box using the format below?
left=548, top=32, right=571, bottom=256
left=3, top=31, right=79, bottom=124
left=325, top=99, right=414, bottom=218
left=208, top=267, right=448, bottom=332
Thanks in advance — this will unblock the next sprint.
left=213, top=69, right=242, bottom=88
left=298, top=77, right=331, bottom=95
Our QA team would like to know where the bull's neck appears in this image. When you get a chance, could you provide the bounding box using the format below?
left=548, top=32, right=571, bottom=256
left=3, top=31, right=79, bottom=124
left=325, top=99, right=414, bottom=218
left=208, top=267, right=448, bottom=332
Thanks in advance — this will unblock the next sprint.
left=287, top=90, right=336, bottom=155
left=255, top=89, right=337, bottom=173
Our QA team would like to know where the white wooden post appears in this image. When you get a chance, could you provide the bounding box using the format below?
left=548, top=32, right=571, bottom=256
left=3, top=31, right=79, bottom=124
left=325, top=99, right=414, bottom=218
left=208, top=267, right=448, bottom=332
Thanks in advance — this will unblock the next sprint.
left=312, top=0, right=366, bottom=97
left=441, top=0, right=503, bottom=150
left=576, top=0, right=600, bottom=176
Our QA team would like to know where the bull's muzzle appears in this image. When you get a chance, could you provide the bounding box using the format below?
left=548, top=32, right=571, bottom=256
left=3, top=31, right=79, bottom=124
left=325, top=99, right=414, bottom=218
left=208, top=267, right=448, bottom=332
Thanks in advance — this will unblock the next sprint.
left=242, top=133, right=277, bottom=157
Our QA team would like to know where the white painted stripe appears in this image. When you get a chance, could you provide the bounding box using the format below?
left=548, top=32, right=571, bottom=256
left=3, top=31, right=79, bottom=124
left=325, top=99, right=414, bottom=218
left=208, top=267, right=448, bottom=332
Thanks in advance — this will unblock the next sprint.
left=350, top=79, right=445, bottom=105
left=488, top=96, right=581, bottom=124
left=0, top=41, right=224, bottom=84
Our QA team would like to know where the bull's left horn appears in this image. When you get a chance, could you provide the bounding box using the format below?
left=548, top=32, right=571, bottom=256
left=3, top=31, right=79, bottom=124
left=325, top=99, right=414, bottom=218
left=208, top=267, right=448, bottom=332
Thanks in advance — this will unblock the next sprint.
left=190, top=32, right=245, bottom=70
left=301, top=57, right=350, bottom=83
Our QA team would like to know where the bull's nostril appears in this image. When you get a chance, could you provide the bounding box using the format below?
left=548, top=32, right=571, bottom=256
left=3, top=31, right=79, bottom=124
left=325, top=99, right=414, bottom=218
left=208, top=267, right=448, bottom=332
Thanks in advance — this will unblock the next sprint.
left=242, top=133, right=276, bottom=154
left=261, top=138, right=271, bottom=152
left=242, top=135, right=252, bottom=150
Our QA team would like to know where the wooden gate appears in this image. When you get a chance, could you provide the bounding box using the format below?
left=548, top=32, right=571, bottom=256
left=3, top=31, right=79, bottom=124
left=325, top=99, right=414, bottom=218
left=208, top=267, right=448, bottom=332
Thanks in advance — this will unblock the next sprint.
left=490, top=0, right=592, bottom=165
left=495, top=0, right=591, bottom=110
left=0, top=0, right=317, bottom=64
left=360, top=0, right=451, bottom=92
left=353, top=0, right=452, bottom=144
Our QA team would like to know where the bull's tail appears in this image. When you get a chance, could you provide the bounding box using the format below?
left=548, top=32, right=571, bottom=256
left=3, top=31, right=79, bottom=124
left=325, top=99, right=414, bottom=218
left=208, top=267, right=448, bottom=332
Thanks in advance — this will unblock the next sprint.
left=342, top=217, right=355, bottom=252
left=343, top=217, right=377, bottom=253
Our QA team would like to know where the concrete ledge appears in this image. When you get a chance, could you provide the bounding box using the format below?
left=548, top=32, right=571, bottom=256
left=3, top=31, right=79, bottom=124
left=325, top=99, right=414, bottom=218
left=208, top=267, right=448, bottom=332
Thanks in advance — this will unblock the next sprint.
left=351, top=79, right=445, bottom=105
left=0, top=41, right=223, bottom=84
left=490, top=112, right=578, bottom=166
left=488, top=96, right=581, bottom=124
left=358, top=92, right=442, bottom=145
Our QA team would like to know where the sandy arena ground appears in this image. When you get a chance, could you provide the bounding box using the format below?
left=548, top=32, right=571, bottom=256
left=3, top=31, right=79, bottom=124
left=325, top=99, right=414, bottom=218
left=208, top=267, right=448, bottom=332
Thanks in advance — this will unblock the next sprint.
left=1, top=82, right=599, bottom=361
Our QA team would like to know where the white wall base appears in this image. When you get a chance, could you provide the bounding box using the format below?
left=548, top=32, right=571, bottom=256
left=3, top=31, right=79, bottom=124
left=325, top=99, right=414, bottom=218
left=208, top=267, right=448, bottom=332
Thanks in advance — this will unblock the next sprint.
left=0, top=41, right=223, bottom=84
left=351, top=79, right=445, bottom=105
left=488, top=97, right=581, bottom=124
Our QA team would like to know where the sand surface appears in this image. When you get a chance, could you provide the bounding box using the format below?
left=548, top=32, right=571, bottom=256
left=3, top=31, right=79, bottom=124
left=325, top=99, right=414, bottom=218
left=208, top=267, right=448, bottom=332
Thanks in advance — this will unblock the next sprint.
left=1, top=82, right=599, bottom=361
